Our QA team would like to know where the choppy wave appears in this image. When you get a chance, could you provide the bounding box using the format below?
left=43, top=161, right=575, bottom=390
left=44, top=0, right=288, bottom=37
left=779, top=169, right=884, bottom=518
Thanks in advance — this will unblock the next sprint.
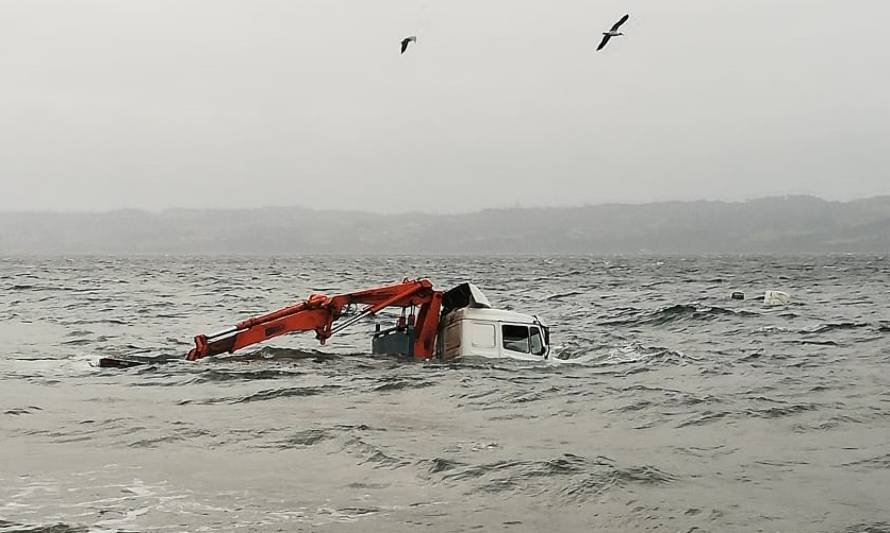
left=430, top=453, right=676, bottom=502
left=0, top=521, right=87, bottom=533
left=3, top=406, right=43, bottom=416
left=838, top=523, right=890, bottom=533
left=179, top=384, right=343, bottom=405
left=601, top=303, right=758, bottom=327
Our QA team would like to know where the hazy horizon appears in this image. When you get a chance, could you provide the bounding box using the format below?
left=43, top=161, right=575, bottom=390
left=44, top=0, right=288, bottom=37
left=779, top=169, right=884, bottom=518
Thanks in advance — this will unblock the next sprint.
left=1, top=193, right=889, bottom=216
left=2, top=0, right=889, bottom=214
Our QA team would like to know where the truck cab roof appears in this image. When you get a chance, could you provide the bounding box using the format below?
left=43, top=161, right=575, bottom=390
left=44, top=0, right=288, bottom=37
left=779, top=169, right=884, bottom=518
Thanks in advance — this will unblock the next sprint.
left=442, top=306, right=541, bottom=326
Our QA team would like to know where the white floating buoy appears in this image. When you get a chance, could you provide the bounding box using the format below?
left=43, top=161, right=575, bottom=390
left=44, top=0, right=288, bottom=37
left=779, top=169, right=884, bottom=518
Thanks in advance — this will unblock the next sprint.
left=763, top=290, right=791, bottom=306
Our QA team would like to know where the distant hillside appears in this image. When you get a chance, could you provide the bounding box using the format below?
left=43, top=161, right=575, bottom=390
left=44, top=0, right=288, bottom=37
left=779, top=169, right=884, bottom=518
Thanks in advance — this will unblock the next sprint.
left=3, top=196, right=890, bottom=254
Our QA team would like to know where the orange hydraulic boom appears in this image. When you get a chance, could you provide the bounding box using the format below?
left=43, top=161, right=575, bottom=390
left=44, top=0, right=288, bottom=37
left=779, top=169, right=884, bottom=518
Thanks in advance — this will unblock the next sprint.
left=186, top=278, right=443, bottom=361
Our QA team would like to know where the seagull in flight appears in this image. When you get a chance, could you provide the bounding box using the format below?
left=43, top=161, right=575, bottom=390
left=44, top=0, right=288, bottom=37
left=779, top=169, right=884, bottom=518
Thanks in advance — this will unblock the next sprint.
left=401, top=35, right=417, bottom=54
left=597, top=14, right=629, bottom=51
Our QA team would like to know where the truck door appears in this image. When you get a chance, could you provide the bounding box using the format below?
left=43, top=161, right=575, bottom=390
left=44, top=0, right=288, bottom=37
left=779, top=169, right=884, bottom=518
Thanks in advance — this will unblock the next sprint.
left=442, top=321, right=463, bottom=359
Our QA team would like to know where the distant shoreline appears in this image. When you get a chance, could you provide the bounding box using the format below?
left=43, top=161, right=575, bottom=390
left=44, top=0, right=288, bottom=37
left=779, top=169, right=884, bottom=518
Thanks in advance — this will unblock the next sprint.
left=3, top=195, right=890, bottom=255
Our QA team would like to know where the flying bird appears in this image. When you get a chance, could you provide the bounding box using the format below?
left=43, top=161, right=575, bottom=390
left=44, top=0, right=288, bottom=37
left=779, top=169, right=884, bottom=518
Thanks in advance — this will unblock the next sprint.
left=401, top=35, right=417, bottom=54
left=597, top=14, right=629, bottom=51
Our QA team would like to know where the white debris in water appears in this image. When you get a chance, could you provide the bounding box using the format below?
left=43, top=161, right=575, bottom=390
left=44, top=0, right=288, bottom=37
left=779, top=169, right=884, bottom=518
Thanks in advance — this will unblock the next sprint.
left=763, top=290, right=791, bottom=306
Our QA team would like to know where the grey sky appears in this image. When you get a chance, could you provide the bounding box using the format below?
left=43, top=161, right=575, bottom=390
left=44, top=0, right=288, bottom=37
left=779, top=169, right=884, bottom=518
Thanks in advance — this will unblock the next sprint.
left=1, top=0, right=888, bottom=213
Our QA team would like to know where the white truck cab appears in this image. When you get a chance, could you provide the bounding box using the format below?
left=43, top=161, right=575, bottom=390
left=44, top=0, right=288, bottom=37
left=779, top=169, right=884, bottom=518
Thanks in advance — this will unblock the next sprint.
left=372, top=282, right=550, bottom=360
left=439, top=307, right=550, bottom=360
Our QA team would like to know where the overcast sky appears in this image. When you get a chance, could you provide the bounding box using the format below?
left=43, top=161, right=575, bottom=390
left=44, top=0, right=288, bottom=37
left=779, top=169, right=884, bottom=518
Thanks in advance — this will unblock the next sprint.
left=1, top=0, right=888, bottom=213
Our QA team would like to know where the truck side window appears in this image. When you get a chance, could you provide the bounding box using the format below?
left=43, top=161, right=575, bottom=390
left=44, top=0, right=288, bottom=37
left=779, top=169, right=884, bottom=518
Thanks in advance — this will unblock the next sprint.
left=502, top=325, right=530, bottom=353
left=529, top=327, right=546, bottom=356
left=470, top=323, right=496, bottom=348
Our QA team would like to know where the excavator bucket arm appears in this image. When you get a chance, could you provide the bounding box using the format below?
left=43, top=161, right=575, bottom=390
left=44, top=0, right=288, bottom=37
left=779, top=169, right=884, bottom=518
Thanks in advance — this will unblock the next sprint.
left=186, top=279, right=442, bottom=361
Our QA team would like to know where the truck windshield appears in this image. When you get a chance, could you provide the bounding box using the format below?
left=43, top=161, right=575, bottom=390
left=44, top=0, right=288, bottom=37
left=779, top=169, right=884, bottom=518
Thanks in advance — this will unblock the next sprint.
left=529, top=327, right=546, bottom=356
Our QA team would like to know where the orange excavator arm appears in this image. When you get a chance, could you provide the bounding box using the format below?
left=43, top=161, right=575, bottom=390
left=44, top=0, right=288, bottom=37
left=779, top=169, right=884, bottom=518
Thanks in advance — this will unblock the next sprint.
left=186, top=279, right=443, bottom=361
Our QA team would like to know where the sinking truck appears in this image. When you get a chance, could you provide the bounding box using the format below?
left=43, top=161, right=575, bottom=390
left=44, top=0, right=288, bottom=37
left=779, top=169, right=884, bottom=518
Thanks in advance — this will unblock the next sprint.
left=184, top=279, right=550, bottom=362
